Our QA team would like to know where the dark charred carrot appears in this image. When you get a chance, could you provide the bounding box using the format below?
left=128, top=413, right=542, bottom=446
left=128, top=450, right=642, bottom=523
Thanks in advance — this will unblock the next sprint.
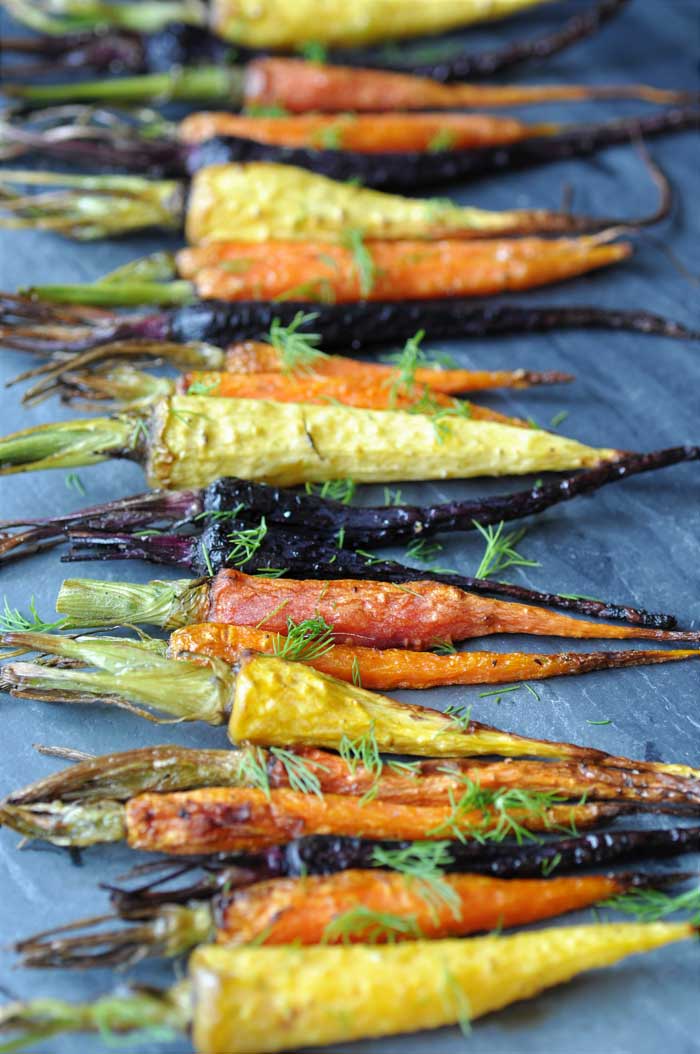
left=2, top=294, right=697, bottom=358
left=170, top=623, right=700, bottom=691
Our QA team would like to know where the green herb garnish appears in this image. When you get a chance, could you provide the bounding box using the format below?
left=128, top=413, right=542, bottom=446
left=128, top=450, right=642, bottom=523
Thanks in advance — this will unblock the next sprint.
left=268, top=311, right=325, bottom=373
left=304, top=478, right=356, bottom=504
left=226, top=518, right=268, bottom=567
left=272, top=616, right=335, bottom=663
left=473, top=521, right=540, bottom=580
left=322, top=906, right=422, bottom=945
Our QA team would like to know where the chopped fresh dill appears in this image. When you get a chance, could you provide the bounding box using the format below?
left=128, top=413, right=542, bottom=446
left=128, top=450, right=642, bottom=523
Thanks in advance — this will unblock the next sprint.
left=443, top=966, right=472, bottom=1037
left=541, top=852, right=563, bottom=877
left=354, top=549, right=386, bottom=567
left=236, top=745, right=271, bottom=798
left=0, top=596, right=67, bottom=635
left=385, top=330, right=427, bottom=403
left=587, top=718, right=612, bottom=725
left=335, top=526, right=346, bottom=549
left=272, top=616, right=335, bottom=663
left=600, top=884, right=700, bottom=924
left=406, top=538, right=444, bottom=564
left=427, top=128, right=458, bottom=153
left=442, top=704, right=473, bottom=731
left=255, top=567, right=288, bottom=578
left=244, top=102, right=290, bottom=117
left=65, top=472, right=86, bottom=496
left=201, top=542, right=214, bottom=577
left=194, top=504, right=245, bottom=523
left=186, top=379, right=218, bottom=396
left=322, top=906, right=422, bottom=945
left=270, top=747, right=329, bottom=797
left=427, top=780, right=574, bottom=845
left=304, top=478, right=356, bottom=504
left=478, top=684, right=530, bottom=703
left=275, top=277, right=337, bottom=303
left=298, top=40, right=328, bottom=62
left=432, top=639, right=458, bottom=655
left=313, top=123, right=345, bottom=149
left=473, top=521, right=540, bottom=580
left=342, top=228, right=376, bottom=296
left=383, top=487, right=404, bottom=506
left=381, top=333, right=457, bottom=372
left=339, top=721, right=382, bottom=801
left=559, top=592, right=604, bottom=602
left=371, top=841, right=461, bottom=919
left=268, top=311, right=325, bottom=373
left=255, top=598, right=290, bottom=629
left=386, top=759, right=422, bottom=778
left=550, top=410, right=569, bottom=429
left=226, top=518, right=267, bottom=567
left=351, top=655, right=362, bottom=688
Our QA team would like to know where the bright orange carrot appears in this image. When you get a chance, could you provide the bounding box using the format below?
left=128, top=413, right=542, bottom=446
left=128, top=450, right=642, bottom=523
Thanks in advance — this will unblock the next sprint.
left=176, top=370, right=527, bottom=424
left=200, top=571, right=700, bottom=648
left=125, top=786, right=621, bottom=855
left=222, top=341, right=566, bottom=392
left=245, top=58, right=688, bottom=113
left=218, top=870, right=632, bottom=945
left=177, top=237, right=630, bottom=303
left=179, top=111, right=556, bottom=153
left=169, top=623, right=700, bottom=691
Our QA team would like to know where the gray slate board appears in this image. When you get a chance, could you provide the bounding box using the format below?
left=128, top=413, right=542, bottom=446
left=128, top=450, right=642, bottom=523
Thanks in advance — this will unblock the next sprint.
left=0, top=1, right=699, bottom=1051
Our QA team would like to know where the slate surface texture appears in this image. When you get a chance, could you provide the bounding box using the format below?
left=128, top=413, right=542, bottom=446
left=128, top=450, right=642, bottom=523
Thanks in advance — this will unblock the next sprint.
left=0, top=1, right=698, bottom=1051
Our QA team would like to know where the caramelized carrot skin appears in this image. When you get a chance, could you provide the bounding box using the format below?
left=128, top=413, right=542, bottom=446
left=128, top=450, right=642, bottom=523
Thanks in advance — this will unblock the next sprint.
left=125, top=787, right=618, bottom=855
left=244, top=59, right=681, bottom=113
left=217, top=870, right=626, bottom=945
left=179, top=112, right=552, bottom=153
left=170, top=623, right=700, bottom=690
left=223, top=342, right=552, bottom=392
left=205, top=571, right=700, bottom=648
left=176, top=370, right=525, bottom=425
left=177, top=238, right=630, bottom=304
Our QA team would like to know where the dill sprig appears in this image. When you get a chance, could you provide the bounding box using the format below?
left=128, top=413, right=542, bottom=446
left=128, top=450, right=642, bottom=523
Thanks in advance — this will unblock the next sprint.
left=322, top=906, right=422, bottom=945
left=0, top=596, right=67, bottom=635
left=432, top=639, right=458, bottom=655
left=236, top=745, right=271, bottom=798
left=268, top=311, right=325, bottom=373
left=186, top=379, right=218, bottom=396
left=272, top=616, right=335, bottom=663
left=226, top=518, right=267, bottom=567
left=406, top=538, right=444, bottom=564
left=351, top=655, right=362, bottom=688
left=194, top=504, right=245, bottom=523
left=443, top=966, right=472, bottom=1037
left=304, top=478, right=356, bottom=504
left=65, top=472, right=86, bottom=496
left=601, top=884, right=700, bottom=924
left=339, top=721, right=382, bottom=801
left=427, top=128, right=458, bottom=153
left=371, top=841, right=461, bottom=919
left=269, top=747, right=328, bottom=797
left=428, top=779, right=573, bottom=845
left=343, top=228, right=376, bottom=296
left=473, top=521, right=540, bottom=580
left=442, top=704, right=473, bottom=731
left=383, top=487, right=404, bottom=506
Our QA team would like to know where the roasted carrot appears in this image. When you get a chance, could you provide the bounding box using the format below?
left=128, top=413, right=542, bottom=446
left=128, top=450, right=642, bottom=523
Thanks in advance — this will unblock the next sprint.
left=0, top=163, right=635, bottom=243
left=58, top=571, right=700, bottom=646
left=3, top=643, right=698, bottom=780
left=221, top=340, right=563, bottom=391
left=180, top=111, right=556, bottom=153
left=13, top=870, right=677, bottom=968
left=170, top=623, right=700, bottom=691
left=0, top=395, right=626, bottom=489
left=246, top=57, right=690, bottom=112
left=58, top=364, right=530, bottom=424
left=124, top=787, right=621, bottom=854
left=1, top=925, right=692, bottom=1051
left=9, top=743, right=698, bottom=812
left=178, top=237, right=630, bottom=303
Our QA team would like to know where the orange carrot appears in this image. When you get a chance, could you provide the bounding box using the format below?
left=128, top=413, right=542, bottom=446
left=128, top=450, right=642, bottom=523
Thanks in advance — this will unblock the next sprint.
left=177, top=237, right=630, bottom=303
left=245, top=58, right=688, bottom=113
left=179, top=111, right=556, bottom=153
left=169, top=623, right=700, bottom=691
left=218, top=869, right=632, bottom=945
left=176, top=370, right=527, bottom=424
left=203, top=571, right=700, bottom=648
left=125, top=786, right=621, bottom=854
left=222, top=341, right=567, bottom=392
